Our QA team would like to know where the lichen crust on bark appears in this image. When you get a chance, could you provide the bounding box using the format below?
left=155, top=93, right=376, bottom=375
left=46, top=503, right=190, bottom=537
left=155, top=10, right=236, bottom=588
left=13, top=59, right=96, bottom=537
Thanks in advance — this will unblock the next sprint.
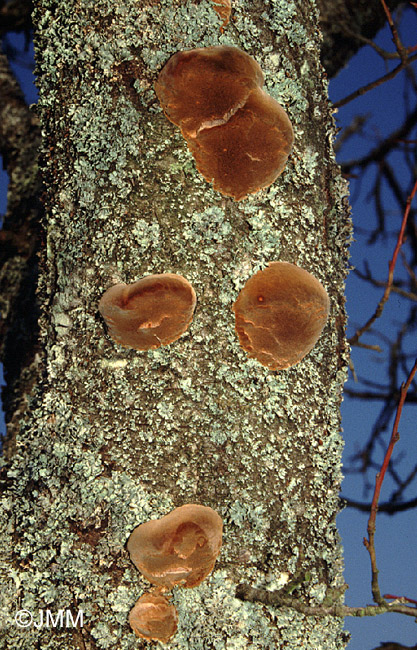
left=0, top=0, right=351, bottom=648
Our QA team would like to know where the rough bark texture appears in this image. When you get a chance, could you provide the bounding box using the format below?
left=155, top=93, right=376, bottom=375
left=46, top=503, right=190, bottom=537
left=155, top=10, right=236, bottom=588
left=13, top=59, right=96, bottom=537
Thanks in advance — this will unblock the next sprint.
left=0, top=0, right=351, bottom=648
left=318, top=0, right=405, bottom=78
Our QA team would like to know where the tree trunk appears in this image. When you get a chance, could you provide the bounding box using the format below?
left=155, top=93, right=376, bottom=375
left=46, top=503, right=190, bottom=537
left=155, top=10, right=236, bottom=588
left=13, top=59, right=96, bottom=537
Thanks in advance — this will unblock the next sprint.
left=0, top=1, right=351, bottom=648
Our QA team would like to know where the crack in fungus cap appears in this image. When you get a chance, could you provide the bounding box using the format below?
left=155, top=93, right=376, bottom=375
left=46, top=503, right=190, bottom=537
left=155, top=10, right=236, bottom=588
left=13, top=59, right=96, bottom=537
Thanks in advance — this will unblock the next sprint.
left=99, top=273, right=196, bottom=350
left=155, top=46, right=293, bottom=200
left=127, top=504, right=223, bottom=589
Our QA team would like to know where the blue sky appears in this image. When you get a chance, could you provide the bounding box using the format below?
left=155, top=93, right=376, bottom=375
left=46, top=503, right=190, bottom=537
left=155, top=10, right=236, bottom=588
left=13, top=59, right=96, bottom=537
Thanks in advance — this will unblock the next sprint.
left=1, top=9, right=417, bottom=649
left=330, top=6, right=417, bottom=648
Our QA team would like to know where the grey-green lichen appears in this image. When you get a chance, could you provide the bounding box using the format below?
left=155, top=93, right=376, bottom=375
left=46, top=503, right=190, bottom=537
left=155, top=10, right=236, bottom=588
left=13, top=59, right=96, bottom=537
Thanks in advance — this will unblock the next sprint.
left=0, top=0, right=351, bottom=647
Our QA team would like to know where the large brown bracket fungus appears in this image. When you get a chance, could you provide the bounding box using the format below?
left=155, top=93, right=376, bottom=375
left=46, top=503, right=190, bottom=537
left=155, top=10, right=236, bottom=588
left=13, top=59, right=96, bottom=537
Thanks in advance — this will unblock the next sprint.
left=127, top=504, right=223, bottom=589
left=155, top=46, right=294, bottom=200
left=127, top=504, right=223, bottom=643
left=98, top=273, right=196, bottom=350
left=233, top=262, right=330, bottom=370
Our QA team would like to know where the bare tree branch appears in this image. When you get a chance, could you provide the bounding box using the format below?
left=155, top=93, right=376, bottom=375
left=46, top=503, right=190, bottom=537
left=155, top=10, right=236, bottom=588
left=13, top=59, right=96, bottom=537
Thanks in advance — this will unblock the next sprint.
left=364, top=358, right=417, bottom=604
left=236, top=583, right=417, bottom=618
left=349, top=179, right=417, bottom=346
left=333, top=52, right=417, bottom=109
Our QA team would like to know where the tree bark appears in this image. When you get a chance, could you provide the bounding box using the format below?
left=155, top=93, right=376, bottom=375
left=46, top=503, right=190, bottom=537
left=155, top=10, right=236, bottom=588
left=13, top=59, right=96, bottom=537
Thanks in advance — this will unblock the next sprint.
left=0, top=1, right=351, bottom=648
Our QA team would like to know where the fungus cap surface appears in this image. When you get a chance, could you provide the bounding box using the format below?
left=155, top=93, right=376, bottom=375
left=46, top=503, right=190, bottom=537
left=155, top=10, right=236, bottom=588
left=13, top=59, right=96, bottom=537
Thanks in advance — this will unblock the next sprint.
left=129, top=593, right=178, bottom=643
left=187, top=88, right=293, bottom=200
left=155, top=46, right=293, bottom=200
left=155, top=46, right=263, bottom=139
left=127, top=504, right=223, bottom=588
left=98, top=273, right=196, bottom=350
left=233, top=262, right=330, bottom=370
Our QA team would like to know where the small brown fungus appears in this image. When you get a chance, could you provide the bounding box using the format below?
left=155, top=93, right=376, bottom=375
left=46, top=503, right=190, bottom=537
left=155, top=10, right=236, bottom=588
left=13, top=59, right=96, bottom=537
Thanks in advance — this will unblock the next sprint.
left=129, top=592, right=178, bottom=643
left=154, top=46, right=293, bottom=200
left=233, top=262, right=330, bottom=370
left=127, top=504, right=223, bottom=589
left=98, top=273, right=196, bottom=350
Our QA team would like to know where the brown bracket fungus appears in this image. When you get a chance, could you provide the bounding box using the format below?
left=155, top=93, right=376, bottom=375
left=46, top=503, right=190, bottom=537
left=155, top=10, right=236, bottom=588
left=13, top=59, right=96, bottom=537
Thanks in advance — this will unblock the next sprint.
left=233, top=262, right=330, bottom=370
left=154, top=46, right=293, bottom=200
left=98, top=273, right=196, bottom=350
left=129, top=592, right=178, bottom=643
left=127, top=504, right=223, bottom=589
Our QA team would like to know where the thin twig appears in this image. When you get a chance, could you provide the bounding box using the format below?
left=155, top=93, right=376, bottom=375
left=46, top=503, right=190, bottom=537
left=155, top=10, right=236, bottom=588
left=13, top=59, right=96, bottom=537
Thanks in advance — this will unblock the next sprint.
left=349, top=178, right=417, bottom=346
left=384, top=593, right=417, bottom=605
left=352, top=341, right=383, bottom=351
left=341, top=495, right=417, bottom=514
left=363, top=358, right=417, bottom=604
left=344, top=389, right=417, bottom=403
left=353, top=268, right=417, bottom=303
left=341, top=102, right=417, bottom=173
left=333, top=0, right=414, bottom=110
left=236, top=584, right=417, bottom=618
left=401, top=250, right=417, bottom=286
left=333, top=53, right=417, bottom=109
left=340, top=23, right=400, bottom=60
left=379, top=0, right=408, bottom=62
left=333, top=114, right=370, bottom=154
